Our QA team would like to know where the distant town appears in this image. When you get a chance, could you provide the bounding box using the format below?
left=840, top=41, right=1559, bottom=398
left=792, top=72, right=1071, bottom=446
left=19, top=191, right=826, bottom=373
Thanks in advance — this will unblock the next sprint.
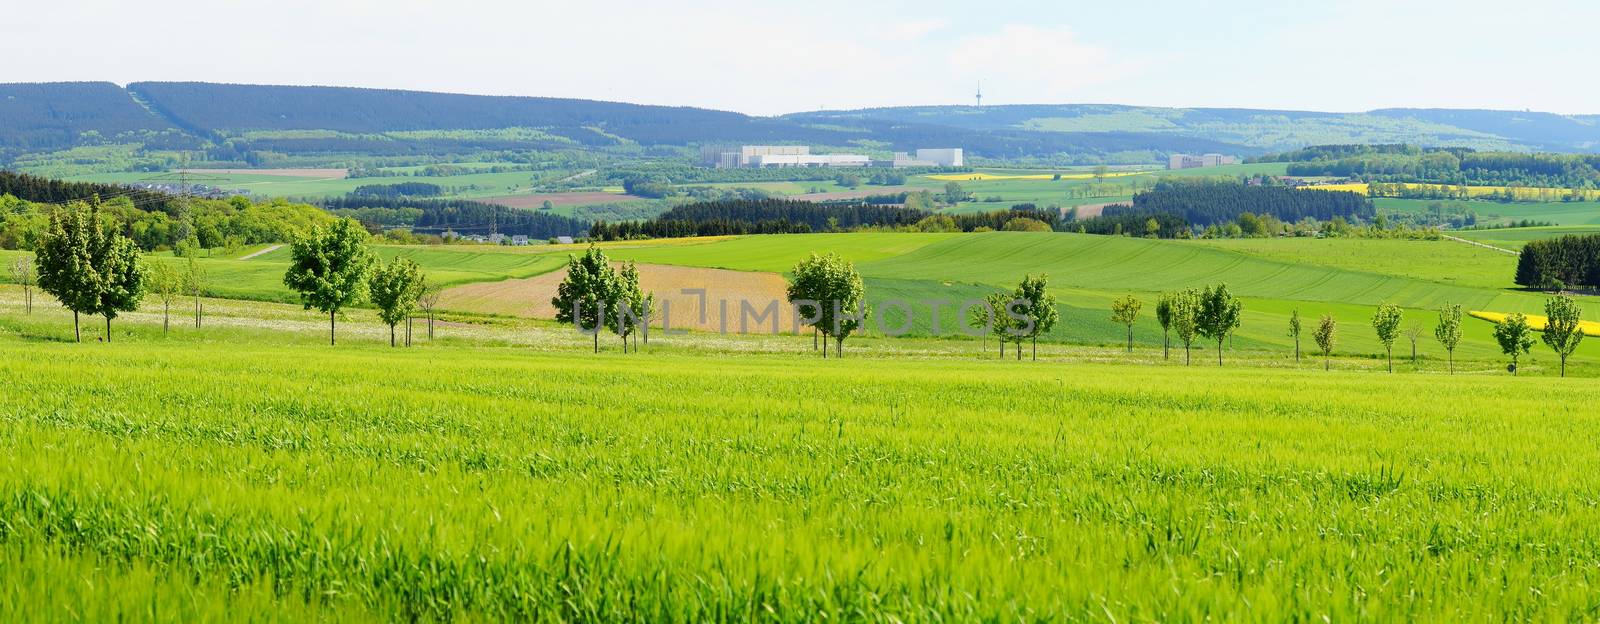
left=702, top=145, right=964, bottom=169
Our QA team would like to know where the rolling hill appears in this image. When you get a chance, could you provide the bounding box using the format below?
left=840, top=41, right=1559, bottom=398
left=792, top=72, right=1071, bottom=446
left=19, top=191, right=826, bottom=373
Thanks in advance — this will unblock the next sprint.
left=786, top=104, right=1600, bottom=153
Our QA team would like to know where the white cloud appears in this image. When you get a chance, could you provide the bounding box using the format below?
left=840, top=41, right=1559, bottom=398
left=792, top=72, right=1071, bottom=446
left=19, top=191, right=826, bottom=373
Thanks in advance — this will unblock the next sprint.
left=889, top=18, right=951, bottom=41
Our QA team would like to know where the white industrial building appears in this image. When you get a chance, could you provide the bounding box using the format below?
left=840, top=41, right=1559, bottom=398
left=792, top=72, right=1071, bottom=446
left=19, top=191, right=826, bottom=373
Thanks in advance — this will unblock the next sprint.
left=1168, top=153, right=1238, bottom=170
left=702, top=145, right=963, bottom=169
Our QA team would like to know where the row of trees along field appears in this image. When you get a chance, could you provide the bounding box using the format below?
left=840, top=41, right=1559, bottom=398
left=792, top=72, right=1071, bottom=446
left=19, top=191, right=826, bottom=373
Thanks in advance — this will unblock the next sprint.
left=1107, top=180, right=1374, bottom=226
left=1255, top=144, right=1600, bottom=188
left=1515, top=234, right=1600, bottom=290
left=549, top=247, right=652, bottom=353
left=587, top=199, right=1062, bottom=240
left=24, top=205, right=442, bottom=346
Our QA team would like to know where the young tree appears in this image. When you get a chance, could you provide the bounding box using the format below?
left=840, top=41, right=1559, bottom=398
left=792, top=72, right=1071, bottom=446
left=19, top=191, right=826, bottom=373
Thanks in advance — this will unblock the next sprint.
left=817, top=254, right=868, bottom=357
left=91, top=224, right=146, bottom=342
left=35, top=204, right=104, bottom=342
left=610, top=261, right=650, bottom=352
left=787, top=253, right=827, bottom=352
left=1171, top=289, right=1201, bottom=365
left=1016, top=274, right=1058, bottom=360
left=1155, top=293, right=1176, bottom=360
left=1195, top=284, right=1242, bottom=366
left=145, top=259, right=184, bottom=334
left=1405, top=323, right=1423, bottom=365
left=1370, top=303, right=1403, bottom=373
left=186, top=255, right=207, bottom=329
left=1493, top=312, right=1536, bottom=375
left=552, top=245, right=618, bottom=354
left=9, top=255, right=36, bottom=314
left=416, top=279, right=443, bottom=340
left=1314, top=314, right=1337, bottom=371
left=1434, top=304, right=1463, bottom=374
left=977, top=291, right=1016, bottom=359
left=368, top=256, right=425, bottom=347
left=1542, top=294, right=1585, bottom=378
left=1110, top=294, right=1141, bottom=353
left=1288, top=308, right=1302, bottom=363
left=283, top=218, right=374, bottom=346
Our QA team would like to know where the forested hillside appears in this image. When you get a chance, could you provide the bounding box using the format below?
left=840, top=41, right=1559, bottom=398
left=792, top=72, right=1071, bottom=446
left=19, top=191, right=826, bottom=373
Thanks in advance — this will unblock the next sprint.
left=0, top=82, right=186, bottom=152
left=1258, top=144, right=1600, bottom=188
left=787, top=104, right=1600, bottom=153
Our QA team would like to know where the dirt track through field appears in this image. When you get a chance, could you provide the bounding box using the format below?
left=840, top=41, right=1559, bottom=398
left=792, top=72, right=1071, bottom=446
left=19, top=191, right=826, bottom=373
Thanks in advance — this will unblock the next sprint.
left=439, top=263, right=797, bottom=333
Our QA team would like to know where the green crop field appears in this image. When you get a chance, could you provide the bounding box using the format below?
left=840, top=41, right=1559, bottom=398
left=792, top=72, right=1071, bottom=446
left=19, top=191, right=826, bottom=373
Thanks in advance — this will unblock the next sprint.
left=6, top=305, right=1600, bottom=620
left=1454, top=225, right=1600, bottom=249
left=1378, top=197, right=1600, bottom=226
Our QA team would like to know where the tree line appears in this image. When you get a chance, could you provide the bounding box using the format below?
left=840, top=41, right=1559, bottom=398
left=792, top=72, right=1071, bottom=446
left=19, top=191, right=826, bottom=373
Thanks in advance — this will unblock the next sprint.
left=321, top=196, right=590, bottom=239
left=1257, top=143, right=1600, bottom=189
left=1514, top=234, right=1600, bottom=291
left=1107, top=180, right=1374, bottom=226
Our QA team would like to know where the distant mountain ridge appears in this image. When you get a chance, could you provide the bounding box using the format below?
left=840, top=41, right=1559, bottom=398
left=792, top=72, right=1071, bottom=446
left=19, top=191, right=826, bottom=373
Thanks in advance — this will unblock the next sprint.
left=2, top=82, right=1597, bottom=171
left=785, top=104, right=1600, bottom=153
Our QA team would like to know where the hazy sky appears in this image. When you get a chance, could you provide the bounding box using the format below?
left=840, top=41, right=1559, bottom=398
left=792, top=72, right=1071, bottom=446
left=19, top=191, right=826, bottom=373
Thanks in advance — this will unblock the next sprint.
left=5, top=0, right=1595, bottom=116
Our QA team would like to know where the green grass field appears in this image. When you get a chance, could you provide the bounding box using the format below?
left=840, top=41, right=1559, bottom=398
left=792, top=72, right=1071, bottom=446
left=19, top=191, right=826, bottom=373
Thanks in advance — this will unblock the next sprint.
left=5, top=306, right=1600, bottom=620
left=1454, top=225, right=1600, bottom=249
left=1378, top=197, right=1600, bottom=227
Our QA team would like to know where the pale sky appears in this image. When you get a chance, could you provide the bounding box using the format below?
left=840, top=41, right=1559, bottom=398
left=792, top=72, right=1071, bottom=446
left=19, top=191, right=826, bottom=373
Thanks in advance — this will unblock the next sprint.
left=4, top=0, right=1596, bottom=116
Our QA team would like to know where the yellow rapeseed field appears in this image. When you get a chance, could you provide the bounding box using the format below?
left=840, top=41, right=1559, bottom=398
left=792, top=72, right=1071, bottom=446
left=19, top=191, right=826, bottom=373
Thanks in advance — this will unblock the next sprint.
left=1470, top=311, right=1600, bottom=337
left=1307, top=182, right=1600, bottom=201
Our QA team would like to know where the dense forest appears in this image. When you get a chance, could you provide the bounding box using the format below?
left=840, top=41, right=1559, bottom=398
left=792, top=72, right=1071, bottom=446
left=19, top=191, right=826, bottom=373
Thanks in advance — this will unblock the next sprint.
left=0, top=191, right=329, bottom=252
left=588, top=200, right=1063, bottom=240
left=1108, top=181, right=1374, bottom=226
left=0, top=170, right=180, bottom=213
left=1258, top=144, right=1600, bottom=188
left=350, top=182, right=444, bottom=198
left=1515, top=235, right=1600, bottom=290
left=322, top=196, right=590, bottom=239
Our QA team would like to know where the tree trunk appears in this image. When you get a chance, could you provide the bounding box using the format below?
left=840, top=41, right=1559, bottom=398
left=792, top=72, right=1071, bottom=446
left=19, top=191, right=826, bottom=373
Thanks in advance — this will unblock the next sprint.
left=330, top=310, right=336, bottom=346
left=1184, top=344, right=1190, bottom=366
left=1561, top=356, right=1566, bottom=378
left=73, top=311, right=80, bottom=343
left=195, top=295, right=202, bottom=328
left=1387, top=347, right=1393, bottom=373
left=163, top=301, right=170, bottom=334
left=1448, top=351, right=1454, bottom=375
left=405, top=317, right=412, bottom=347
left=1294, top=338, right=1299, bottom=362
left=999, top=340, right=1004, bottom=359
left=1325, top=353, right=1330, bottom=371
left=837, top=338, right=844, bottom=358
left=427, top=312, right=435, bottom=340
left=1217, top=339, right=1224, bottom=366
left=105, top=315, right=111, bottom=343
left=822, top=335, right=828, bottom=358
left=1032, top=337, right=1037, bottom=361
left=813, top=327, right=818, bottom=350
left=1163, top=330, right=1169, bottom=360
left=389, top=323, right=395, bottom=347
left=1126, top=326, right=1133, bottom=353
left=593, top=331, right=598, bottom=354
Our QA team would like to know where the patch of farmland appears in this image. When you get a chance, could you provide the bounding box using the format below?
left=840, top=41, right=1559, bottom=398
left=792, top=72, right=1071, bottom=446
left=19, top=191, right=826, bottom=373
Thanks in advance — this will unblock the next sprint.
left=480, top=191, right=645, bottom=208
left=439, top=263, right=795, bottom=332
left=790, top=186, right=921, bottom=201
left=177, top=168, right=348, bottom=179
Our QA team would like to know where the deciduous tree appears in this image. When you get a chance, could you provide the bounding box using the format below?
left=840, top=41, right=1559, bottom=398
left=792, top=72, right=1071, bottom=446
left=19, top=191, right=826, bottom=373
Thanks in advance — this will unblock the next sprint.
left=1370, top=303, right=1403, bottom=372
left=9, top=255, right=35, bottom=314
left=1111, top=294, right=1141, bottom=353
left=1493, top=312, right=1535, bottom=375
left=1016, top=274, right=1057, bottom=360
left=1171, top=289, right=1201, bottom=365
left=1155, top=292, right=1176, bottom=360
left=368, top=256, right=425, bottom=347
left=1434, top=304, right=1462, bottom=374
left=145, top=259, right=183, bottom=334
left=1314, top=314, right=1337, bottom=371
left=1542, top=294, right=1584, bottom=377
left=552, top=245, right=618, bottom=354
left=416, top=280, right=443, bottom=340
left=283, top=218, right=374, bottom=346
left=36, top=204, right=104, bottom=342
left=1288, top=308, right=1302, bottom=363
left=1195, top=284, right=1241, bottom=366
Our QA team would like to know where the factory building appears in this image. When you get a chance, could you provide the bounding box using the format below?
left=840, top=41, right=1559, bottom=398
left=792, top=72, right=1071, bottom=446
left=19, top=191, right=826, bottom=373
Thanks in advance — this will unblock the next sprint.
left=1168, top=153, right=1238, bottom=170
left=701, top=145, right=963, bottom=169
